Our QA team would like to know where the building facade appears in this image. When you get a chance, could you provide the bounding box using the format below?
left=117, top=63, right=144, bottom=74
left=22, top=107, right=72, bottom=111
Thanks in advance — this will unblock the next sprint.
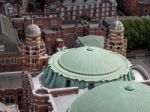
left=22, top=23, right=48, bottom=75
left=137, top=0, right=150, bottom=16
left=13, top=16, right=105, bottom=54
left=44, top=0, right=117, bottom=21
left=117, top=0, right=137, bottom=15
left=0, top=15, right=23, bottom=72
left=105, top=20, right=127, bottom=56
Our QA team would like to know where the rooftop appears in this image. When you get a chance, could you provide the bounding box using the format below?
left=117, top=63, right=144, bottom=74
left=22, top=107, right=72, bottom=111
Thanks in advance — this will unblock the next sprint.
left=77, top=35, right=104, bottom=48
left=69, top=81, right=150, bottom=112
left=0, top=15, right=20, bottom=53
left=0, top=71, right=22, bottom=89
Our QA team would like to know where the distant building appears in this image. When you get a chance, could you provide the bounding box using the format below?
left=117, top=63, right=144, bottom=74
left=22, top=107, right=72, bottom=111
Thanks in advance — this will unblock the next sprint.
left=0, top=15, right=23, bottom=72
left=117, top=0, right=137, bottom=15
left=12, top=16, right=105, bottom=54
left=137, top=0, right=150, bottom=16
left=0, top=71, right=53, bottom=112
left=0, top=71, right=29, bottom=112
left=44, top=0, right=117, bottom=21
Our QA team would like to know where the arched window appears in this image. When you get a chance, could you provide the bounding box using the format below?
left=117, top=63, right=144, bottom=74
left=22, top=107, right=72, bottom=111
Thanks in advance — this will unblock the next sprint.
left=88, top=83, right=95, bottom=90
left=66, top=80, right=71, bottom=87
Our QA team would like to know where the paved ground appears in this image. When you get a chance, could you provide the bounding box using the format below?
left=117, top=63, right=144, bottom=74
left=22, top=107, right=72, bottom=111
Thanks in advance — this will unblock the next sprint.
left=129, top=56, right=150, bottom=75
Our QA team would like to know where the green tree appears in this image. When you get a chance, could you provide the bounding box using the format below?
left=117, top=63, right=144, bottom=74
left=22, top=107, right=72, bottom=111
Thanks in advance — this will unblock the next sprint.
left=28, top=2, right=37, bottom=12
left=122, top=19, right=150, bottom=50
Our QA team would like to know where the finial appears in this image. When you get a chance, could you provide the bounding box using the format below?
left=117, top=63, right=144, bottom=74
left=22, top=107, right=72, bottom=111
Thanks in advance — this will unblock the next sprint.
left=117, top=16, right=119, bottom=21
left=31, top=18, right=34, bottom=24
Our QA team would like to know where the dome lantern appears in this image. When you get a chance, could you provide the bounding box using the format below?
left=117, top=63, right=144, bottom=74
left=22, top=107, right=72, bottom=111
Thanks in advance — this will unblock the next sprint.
left=109, top=19, right=125, bottom=32
left=25, top=24, right=41, bottom=37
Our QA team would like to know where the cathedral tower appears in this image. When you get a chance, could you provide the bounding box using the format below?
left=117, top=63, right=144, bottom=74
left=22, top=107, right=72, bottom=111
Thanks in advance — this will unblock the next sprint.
left=105, top=19, right=127, bottom=56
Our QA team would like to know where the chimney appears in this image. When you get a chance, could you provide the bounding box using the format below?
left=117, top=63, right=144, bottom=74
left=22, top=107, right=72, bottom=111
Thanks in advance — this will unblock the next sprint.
left=72, top=0, right=76, bottom=3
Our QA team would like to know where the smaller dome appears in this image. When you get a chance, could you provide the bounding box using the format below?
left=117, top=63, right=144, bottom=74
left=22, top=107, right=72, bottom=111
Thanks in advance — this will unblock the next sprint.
left=25, top=24, right=41, bottom=37
left=69, top=81, right=150, bottom=112
left=109, top=20, right=124, bottom=32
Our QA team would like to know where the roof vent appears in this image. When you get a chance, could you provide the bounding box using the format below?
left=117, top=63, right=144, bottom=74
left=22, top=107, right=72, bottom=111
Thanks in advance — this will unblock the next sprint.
left=86, top=47, right=93, bottom=51
left=125, top=83, right=135, bottom=91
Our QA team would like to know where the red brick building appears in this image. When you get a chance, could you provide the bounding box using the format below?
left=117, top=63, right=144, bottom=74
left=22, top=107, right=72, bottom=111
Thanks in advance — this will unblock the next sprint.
left=22, top=23, right=48, bottom=75
left=13, top=16, right=105, bottom=54
left=0, top=15, right=23, bottom=72
left=117, top=0, right=137, bottom=15
left=137, top=0, right=150, bottom=16
left=0, top=71, right=54, bottom=112
left=44, top=0, right=117, bottom=21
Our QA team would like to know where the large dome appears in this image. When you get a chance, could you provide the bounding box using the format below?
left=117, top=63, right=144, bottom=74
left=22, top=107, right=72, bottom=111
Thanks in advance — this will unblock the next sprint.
left=69, top=81, right=150, bottom=112
left=25, top=24, right=41, bottom=37
left=59, top=47, right=122, bottom=75
left=43, top=47, right=134, bottom=88
left=109, top=20, right=124, bottom=32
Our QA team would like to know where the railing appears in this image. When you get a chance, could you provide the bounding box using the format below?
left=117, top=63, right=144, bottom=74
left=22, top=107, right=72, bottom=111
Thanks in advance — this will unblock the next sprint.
left=132, top=65, right=150, bottom=80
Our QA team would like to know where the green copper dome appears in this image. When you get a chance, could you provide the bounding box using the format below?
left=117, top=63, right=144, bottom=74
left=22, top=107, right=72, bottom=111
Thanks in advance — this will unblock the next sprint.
left=43, top=47, right=134, bottom=88
left=59, top=47, right=121, bottom=75
left=69, top=81, right=150, bottom=112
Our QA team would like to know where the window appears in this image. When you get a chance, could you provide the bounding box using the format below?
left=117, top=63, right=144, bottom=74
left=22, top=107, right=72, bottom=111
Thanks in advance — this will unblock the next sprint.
left=111, top=11, right=115, bottom=15
left=32, top=58, right=37, bottom=67
left=107, top=3, right=109, bottom=7
left=61, top=7, right=64, bottom=11
left=18, top=95, right=22, bottom=102
left=145, top=9, right=148, bottom=12
left=106, top=12, right=109, bottom=16
left=102, top=12, right=104, bottom=16
left=102, top=8, right=105, bottom=11
left=2, top=59, right=6, bottom=65
left=112, top=7, right=116, bottom=10
left=106, top=8, right=109, bottom=11
left=66, top=80, right=71, bottom=87
left=37, top=21, right=43, bottom=25
left=102, top=3, right=105, bottom=7
left=96, top=8, right=99, bottom=12
left=5, top=96, right=14, bottom=104
left=88, top=83, right=95, bottom=89
left=0, top=45, right=4, bottom=51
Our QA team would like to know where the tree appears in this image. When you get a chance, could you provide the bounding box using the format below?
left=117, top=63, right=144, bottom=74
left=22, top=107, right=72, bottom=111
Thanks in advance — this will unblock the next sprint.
left=122, top=19, right=150, bottom=50
left=28, top=1, right=37, bottom=12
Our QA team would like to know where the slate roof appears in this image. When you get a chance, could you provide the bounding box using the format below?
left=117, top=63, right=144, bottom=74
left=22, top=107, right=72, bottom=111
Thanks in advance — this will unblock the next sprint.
left=0, top=15, right=20, bottom=53
left=47, top=0, right=117, bottom=9
left=0, top=71, right=22, bottom=89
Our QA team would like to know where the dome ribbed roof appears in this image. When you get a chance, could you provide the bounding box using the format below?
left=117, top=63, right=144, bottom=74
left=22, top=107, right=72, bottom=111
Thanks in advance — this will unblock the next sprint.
left=47, top=46, right=131, bottom=82
left=109, top=20, right=124, bottom=32
left=59, top=47, right=121, bottom=75
left=69, top=81, right=150, bottom=112
left=25, top=24, right=41, bottom=37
